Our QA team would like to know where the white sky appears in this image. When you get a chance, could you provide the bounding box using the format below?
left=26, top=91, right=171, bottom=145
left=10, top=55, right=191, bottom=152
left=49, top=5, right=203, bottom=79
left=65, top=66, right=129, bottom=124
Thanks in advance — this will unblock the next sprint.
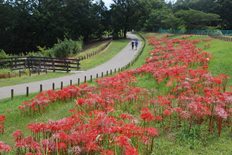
left=101, top=0, right=175, bottom=8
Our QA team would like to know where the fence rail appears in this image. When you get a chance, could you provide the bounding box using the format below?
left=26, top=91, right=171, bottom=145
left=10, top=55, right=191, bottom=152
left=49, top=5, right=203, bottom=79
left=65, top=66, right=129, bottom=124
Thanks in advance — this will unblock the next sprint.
left=0, top=57, right=80, bottom=72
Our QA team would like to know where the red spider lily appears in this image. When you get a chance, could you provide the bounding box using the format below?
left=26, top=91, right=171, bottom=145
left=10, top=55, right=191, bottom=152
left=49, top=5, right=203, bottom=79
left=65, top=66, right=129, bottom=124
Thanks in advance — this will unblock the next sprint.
left=0, top=141, right=11, bottom=153
left=0, top=115, right=5, bottom=134
left=163, top=109, right=172, bottom=117
left=115, top=135, right=130, bottom=147
left=15, top=136, right=41, bottom=154
left=18, top=85, right=89, bottom=115
left=13, top=130, right=24, bottom=142
left=140, top=108, right=154, bottom=122
left=101, top=149, right=114, bottom=155
left=125, top=146, right=139, bottom=155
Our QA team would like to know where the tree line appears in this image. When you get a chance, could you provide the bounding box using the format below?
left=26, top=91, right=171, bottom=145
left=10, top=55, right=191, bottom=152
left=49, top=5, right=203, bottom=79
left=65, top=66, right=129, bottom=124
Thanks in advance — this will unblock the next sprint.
left=0, top=0, right=231, bottom=54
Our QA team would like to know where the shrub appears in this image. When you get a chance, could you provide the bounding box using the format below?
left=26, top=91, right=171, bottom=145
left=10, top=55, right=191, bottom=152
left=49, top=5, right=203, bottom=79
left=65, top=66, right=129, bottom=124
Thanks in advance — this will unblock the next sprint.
left=0, top=50, right=8, bottom=59
left=26, top=51, right=44, bottom=57
left=51, top=38, right=83, bottom=58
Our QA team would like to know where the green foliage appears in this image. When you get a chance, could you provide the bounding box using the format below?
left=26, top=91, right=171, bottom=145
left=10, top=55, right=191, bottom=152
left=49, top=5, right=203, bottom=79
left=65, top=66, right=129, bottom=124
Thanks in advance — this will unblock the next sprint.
left=144, top=9, right=182, bottom=31
left=0, top=0, right=108, bottom=54
left=111, top=0, right=140, bottom=38
left=175, top=9, right=221, bottom=29
left=51, top=39, right=83, bottom=58
left=0, top=49, right=8, bottom=59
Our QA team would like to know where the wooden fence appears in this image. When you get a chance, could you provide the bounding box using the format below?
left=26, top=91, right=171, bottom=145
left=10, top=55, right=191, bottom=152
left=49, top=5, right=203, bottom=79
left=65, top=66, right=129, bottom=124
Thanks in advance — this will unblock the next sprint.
left=78, top=39, right=112, bottom=61
left=0, top=57, right=80, bottom=72
left=210, top=35, right=232, bottom=42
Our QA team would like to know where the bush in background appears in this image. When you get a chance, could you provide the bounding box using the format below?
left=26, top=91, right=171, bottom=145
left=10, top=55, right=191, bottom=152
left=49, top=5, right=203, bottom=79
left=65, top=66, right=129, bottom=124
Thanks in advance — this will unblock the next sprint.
left=51, top=38, right=83, bottom=58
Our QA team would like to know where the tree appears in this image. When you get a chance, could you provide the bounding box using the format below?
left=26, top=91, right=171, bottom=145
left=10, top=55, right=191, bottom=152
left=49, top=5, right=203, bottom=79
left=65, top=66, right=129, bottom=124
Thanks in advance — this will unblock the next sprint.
left=217, top=0, right=232, bottom=29
left=110, top=0, right=139, bottom=38
left=175, top=9, right=220, bottom=29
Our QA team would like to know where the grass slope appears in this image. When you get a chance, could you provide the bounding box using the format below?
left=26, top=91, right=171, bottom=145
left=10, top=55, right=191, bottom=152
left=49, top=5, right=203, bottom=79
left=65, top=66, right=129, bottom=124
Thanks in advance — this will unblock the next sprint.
left=133, top=33, right=232, bottom=155
left=0, top=94, right=75, bottom=145
left=0, top=72, right=70, bottom=87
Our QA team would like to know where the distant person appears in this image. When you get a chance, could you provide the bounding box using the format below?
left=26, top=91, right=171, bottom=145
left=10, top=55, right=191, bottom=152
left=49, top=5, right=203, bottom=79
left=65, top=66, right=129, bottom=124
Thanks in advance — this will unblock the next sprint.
left=131, top=41, right=135, bottom=50
left=135, top=39, right=139, bottom=50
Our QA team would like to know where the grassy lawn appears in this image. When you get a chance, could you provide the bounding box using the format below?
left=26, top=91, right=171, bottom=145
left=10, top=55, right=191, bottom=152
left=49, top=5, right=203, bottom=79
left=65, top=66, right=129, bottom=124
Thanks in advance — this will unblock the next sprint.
left=0, top=94, right=75, bottom=145
left=0, top=72, right=71, bottom=87
left=189, top=35, right=232, bottom=86
left=132, top=33, right=232, bottom=155
left=80, top=39, right=129, bottom=70
left=169, top=34, right=232, bottom=86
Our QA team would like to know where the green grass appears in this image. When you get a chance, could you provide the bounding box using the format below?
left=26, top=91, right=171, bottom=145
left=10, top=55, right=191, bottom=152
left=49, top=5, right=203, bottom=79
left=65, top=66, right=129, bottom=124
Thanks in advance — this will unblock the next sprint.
left=0, top=72, right=71, bottom=87
left=190, top=36, right=232, bottom=86
left=131, top=33, right=232, bottom=155
left=170, top=34, right=232, bottom=86
left=80, top=39, right=129, bottom=70
left=0, top=94, right=75, bottom=145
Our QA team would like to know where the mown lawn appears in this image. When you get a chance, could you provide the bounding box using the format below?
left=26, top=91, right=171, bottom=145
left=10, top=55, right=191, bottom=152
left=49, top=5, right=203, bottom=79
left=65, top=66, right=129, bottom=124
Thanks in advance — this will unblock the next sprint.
left=170, top=34, right=232, bottom=86
left=189, top=35, right=232, bottom=86
left=0, top=94, right=75, bottom=145
left=0, top=72, right=71, bottom=87
left=133, top=33, right=232, bottom=155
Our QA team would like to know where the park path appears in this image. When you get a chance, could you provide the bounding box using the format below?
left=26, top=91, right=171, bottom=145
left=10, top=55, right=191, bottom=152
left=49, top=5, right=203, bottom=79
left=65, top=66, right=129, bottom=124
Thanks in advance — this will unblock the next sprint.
left=0, top=33, right=142, bottom=100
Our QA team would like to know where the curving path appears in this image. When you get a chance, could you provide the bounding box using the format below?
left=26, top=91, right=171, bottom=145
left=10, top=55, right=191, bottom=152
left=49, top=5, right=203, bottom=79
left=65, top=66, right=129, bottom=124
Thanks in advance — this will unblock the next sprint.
left=0, top=33, right=142, bottom=100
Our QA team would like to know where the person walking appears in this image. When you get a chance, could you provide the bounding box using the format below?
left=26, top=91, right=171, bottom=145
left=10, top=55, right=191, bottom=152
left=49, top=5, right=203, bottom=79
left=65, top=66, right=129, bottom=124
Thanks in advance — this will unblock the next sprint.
left=131, top=41, right=135, bottom=50
left=135, top=39, right=139, bottom=50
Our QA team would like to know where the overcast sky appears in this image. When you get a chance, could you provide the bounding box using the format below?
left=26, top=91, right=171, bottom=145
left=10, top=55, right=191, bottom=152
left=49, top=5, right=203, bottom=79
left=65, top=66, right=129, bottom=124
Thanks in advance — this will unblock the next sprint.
left=101, top=0, right=175, bottom=8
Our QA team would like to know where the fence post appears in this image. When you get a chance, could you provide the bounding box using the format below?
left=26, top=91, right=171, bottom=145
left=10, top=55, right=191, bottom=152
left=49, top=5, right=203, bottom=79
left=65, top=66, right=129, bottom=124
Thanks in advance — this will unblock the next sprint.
left=61, top=81, right=63, bottom=90
left=106, top=71, right=109, bottom=76
left=84, top=76, right=87, bottom=83
left=52, top=83, right=55, bottom=90
left=52, top=59, right=55, bottom=72
left=90, top=75, right=93, bottom=82
left=78, top=78, right=80, bottom=86
left=40, top=84, right=43, bottom=92
left=11, top=89, right=14, bottom=100
left=96, top=73, right=98, bottom=79
left=114, top=68, right=117, bottom=73
left=101, top=72, right=104, bottom=77
left=110, top=69, right=112, bottom=75
left=77, top=59, right=80, bottom=70
left=70, top=80, right=72, bottom=86
left=26, top=87, right=29, bottom=97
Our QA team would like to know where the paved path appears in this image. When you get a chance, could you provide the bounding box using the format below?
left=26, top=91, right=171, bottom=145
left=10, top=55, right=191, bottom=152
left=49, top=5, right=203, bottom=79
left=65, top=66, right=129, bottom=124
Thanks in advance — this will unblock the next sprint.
left=0, top=33, right=142, bottom=100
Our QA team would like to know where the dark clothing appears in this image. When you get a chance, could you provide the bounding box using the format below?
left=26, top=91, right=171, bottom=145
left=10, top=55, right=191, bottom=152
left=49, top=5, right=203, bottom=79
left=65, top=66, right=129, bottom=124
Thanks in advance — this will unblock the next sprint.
left=135, top=40, right=138, bottom=49
left=131, top=41, right=135, bottom=50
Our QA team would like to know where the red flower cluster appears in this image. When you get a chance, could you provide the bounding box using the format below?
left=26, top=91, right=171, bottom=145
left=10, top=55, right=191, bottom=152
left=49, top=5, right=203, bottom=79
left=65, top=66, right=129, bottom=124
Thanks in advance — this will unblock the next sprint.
left=18, top=85, right=93, bottom=115
left=0, top=115, right=5, bottom=134
left=1, top=35, right=231, bottom=154
left=135, top=36, right=232, bottom=135
left=0, top=141, right=11, bottom=153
